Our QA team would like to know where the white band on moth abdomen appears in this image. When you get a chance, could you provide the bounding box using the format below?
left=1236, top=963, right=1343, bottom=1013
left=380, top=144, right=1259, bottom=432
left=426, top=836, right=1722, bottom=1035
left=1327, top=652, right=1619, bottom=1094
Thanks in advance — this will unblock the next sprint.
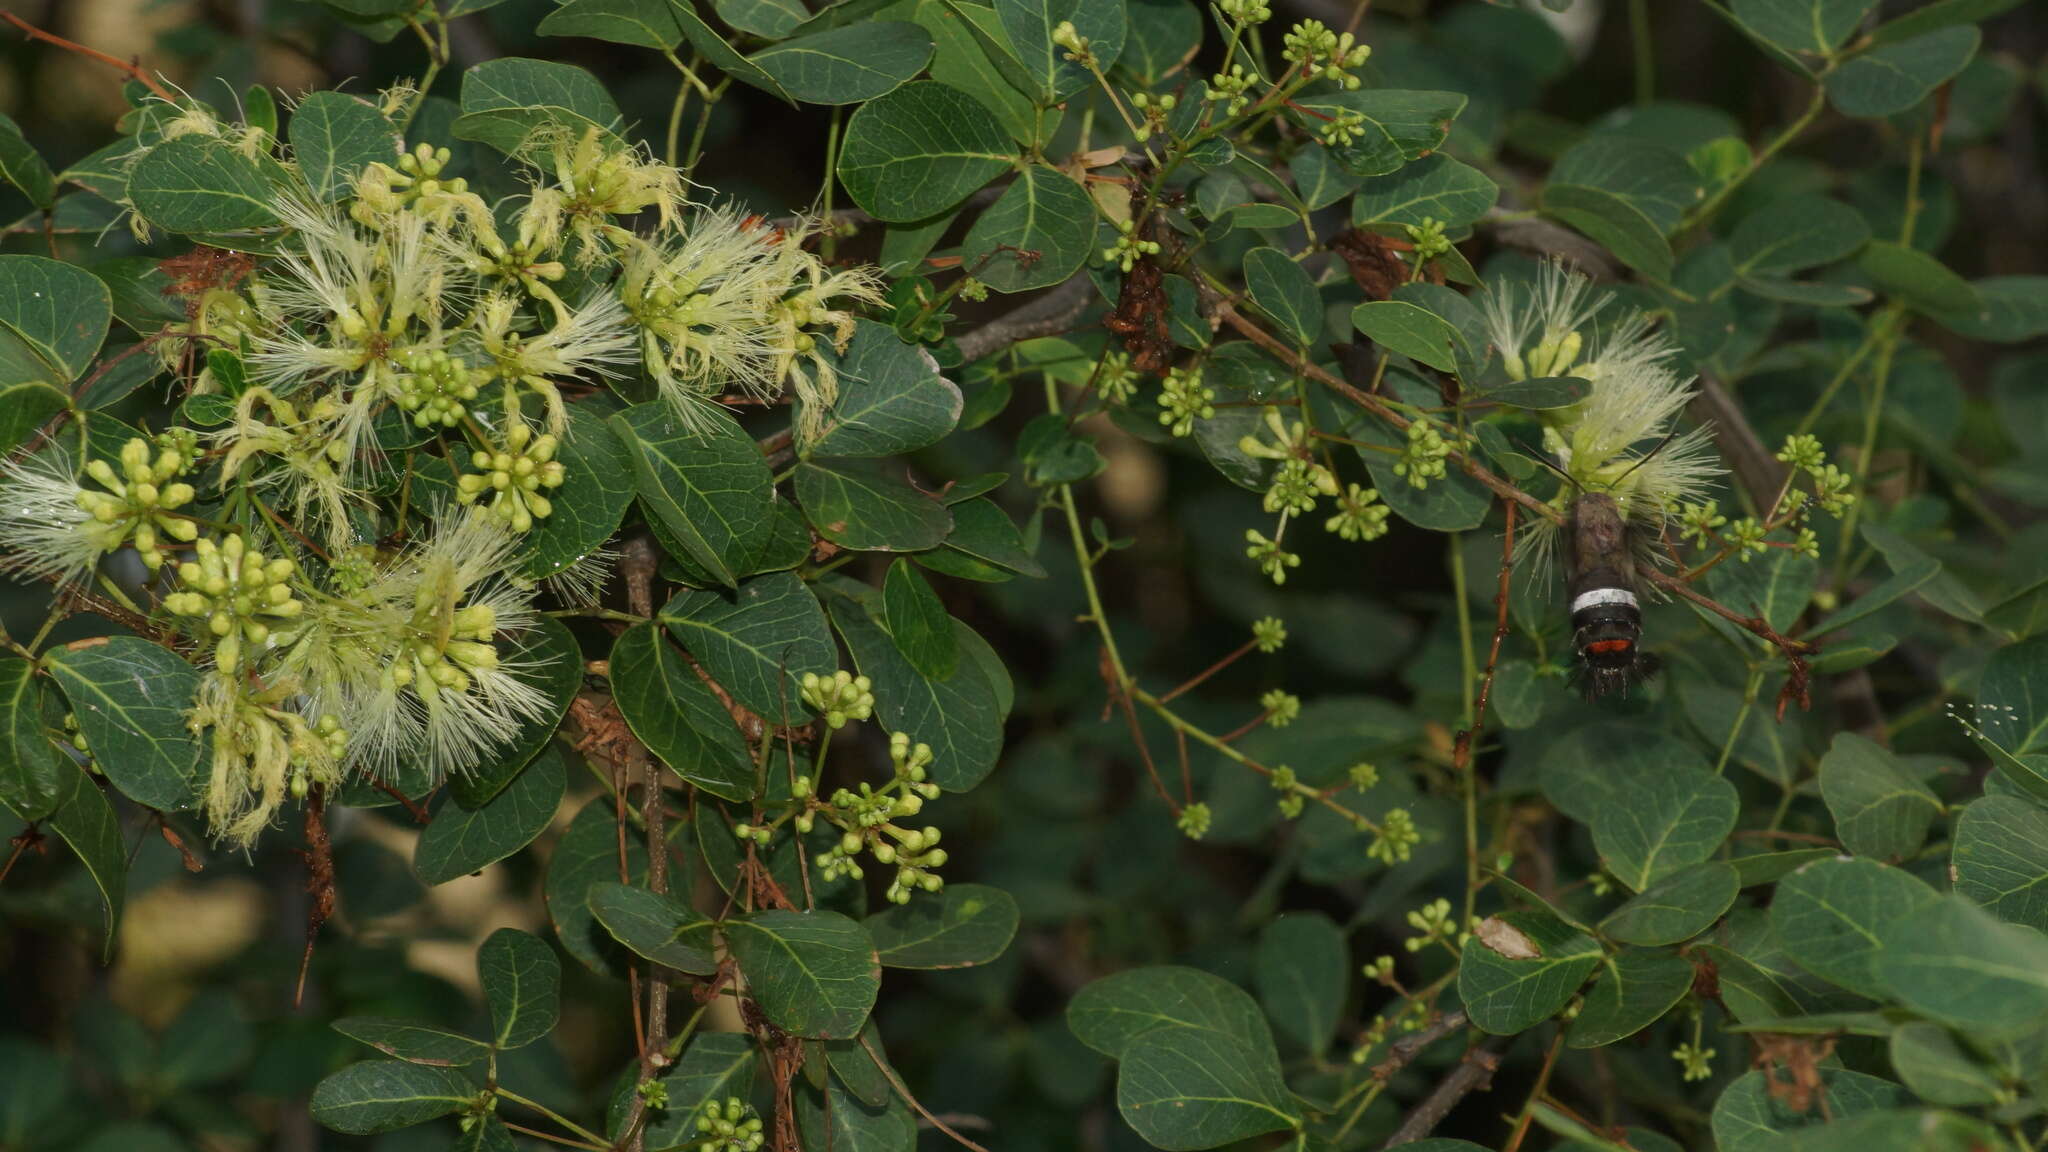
left=1571, top=588, right=1639, bottom=614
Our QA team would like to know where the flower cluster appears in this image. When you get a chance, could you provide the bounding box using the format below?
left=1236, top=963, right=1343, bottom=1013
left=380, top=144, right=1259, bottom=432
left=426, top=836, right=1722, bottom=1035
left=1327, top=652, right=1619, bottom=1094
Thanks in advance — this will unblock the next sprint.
left=1157, top=366, right=1215, bottom=437
left=1486, top=261, right=1725, bottom=574
left=690, top=1097, right=764, bottom=1152
left=0, top=89, right=897, bottom=848
left=749, top=732, right=948, bottom=904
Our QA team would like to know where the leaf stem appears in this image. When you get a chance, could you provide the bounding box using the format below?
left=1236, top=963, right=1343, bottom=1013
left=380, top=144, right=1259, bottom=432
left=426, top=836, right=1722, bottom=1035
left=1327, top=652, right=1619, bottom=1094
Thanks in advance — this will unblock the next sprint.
left=495, top=1087, right=609, bottom=1148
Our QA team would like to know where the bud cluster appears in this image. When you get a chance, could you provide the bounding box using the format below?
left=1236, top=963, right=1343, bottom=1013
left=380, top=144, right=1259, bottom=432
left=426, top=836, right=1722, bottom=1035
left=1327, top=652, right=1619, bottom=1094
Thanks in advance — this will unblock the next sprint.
left=163, top=534, right=305, bottom=672
left=77, top=437, right=200, bottom=571
left=691, top=1096, right=764, bottom=1152
left=393, top=348, right=484, bottom=428
left=456, top=423, right=565, bottom=532
left=800, top=669, right=875, bottom=729
left=800, top=732, right=948, bottom=903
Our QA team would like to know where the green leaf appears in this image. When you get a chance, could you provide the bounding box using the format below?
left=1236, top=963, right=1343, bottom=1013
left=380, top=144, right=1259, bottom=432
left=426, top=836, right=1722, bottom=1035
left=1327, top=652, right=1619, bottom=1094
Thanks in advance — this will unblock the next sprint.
left=725, top=909, right=880, bottom=1039
left=1567, top=949, right=1694, bottom=1048
left=1475, top=375, right=1589, bottom=409
left=0, top=657, right=59, bottom=820
left=1872, top=0, right=2022, bottom=42
left=1350, top=300, right=1466, bottom=374
left=1113, top=0, right=1198, bottom=85
left=1954, top=794, right=2048, bottom=930
left=1068, top=965, right=1269, bottom=1058
left=666, top=0, right=792, bottom=100
left=0, top=114, right=54, bottom=209
left=829, top=593, right=1003, bottom=790
left=1731, top=847, right=1837, bottom=886
left=640, top=1034, right=757, bottom=1149
left=1877, top=894, right=2048, bottom=1040
left=748, top=21, right=935, bottom=104
left=455, top=1116, right=516, bottom=1152
left=127, top=136, right=280, bottom=233
left=0, top=254, right=113, bottom=385
left=1861, top=239, right=1979, bottom=315
left=332, top=1018, right=491, bottom=1067
left=1826, top=27, right=1979, bottom=118
left=801, top=319, right=960, bottom=458
left=926, top=496, right=1044, bottom=578
left=1772, top=855, right=1939, bottom=998
left=46, top=637, right=204, bottom=811
left=546, top=796, right=648, bottom=977
left=992, top=0, right=1124, bottom=103
left=309, top=1060, right=477, bottom=1135
left=1069, top=971, right=1299, bottom=1149
left=959, top=165, right=1095, bottom=293
left=1929, top=275, right=2048, bottom=342
left=587, top=882, right=716, bottom=973
left=1592, top=767, right=1739, bottom=892
left=1542, top=183, right=1674, bottom=281
left=1710, top=1067, right=1905, bottom=1152
left=414, top=743, right=566, bottom=885
left=1253, top=912, right=1346, bottom=1056
left=1888, top=1021, right=2003, bottom=1106
left=1729, top=0, right=1878, bottom=57
left=1244, top=248, right=1320, bottom=347
left=1978, top=633, right=2048, bottom=771
left=1460, top=907, right=1603, bottom=1035
left=660, top=572, right=837, bottom=720
left=536, top=0, right=683, bottom=49
left=825, top=1020, right=893, bottom=1107
left=1706, top=547, right=1817, bottom=634
left=288, top=91, right=399, bottom=201
left=479, top=928, right=559, bottom=1050
left=34, top=758, right=124, bottom=955
left=1819, top=732, right=1941, bottom=859
left=1737, top=276, right=1875, bottom=306
left=445, top=616, right=581, bottom=809
left=837, top=81, right=1015, bottom=222
left=863, top=882, right=1019, bottom=968
left=1346, top=375, right=1490, bottom=531
left=1349, top=153, right=1498, bottom=229
left=611, top=403, right=777, bottom=590
left=1551, top=135, right=1701, bottom=234
left=796, top=458, right=953, bottom=551
left=1115, top=1021, right=1300, bottom=1151
left=714, top=0, right=806, bottom=36
left=882, top=559, right=958, bottom=680
left=521, top=399, right=636, bottom=584
left=452, top=58, right=624, bottom=156
left=1729, top=195, right=1871, bottom=275
left=609, top=624, right=755, bottom=802
left=796, top=1076, right=916, bottom=1151
left=1600, top=862, right=1741, bottom=946
left=1298, top=90, right=1466, bottom=178
left=0, top=382, right=65, bottom=451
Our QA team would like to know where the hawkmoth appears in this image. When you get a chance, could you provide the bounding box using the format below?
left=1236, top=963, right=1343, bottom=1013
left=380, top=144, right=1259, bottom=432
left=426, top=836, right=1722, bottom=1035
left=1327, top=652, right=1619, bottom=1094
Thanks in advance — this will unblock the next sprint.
left=1564, top=490, right=1660, bottom=700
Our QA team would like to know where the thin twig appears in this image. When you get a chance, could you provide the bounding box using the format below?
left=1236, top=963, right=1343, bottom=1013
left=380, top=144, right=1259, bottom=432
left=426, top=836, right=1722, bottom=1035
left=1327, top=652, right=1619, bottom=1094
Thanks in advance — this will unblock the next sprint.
left=1156, top=638, right=1259, bottom=704
left=1641, top=566, right=1812, bottom=716
left=1372, top=1009, right=1470, bottom=1082
left=620, top=536, right=667, bottom=1152
left=861, top=1033, right=993, bottom=1152
left=1502, top=1028, right=1566, bottom=1152
left=0, top=825, right=42, bottom=885
left=1213, top=302, right=1561, bottom=527
left=0, top=12, right=176, bottom=100
left=953, top=277, right=1095, bottom=364
left=1379, top=1040, right=1503, bottom=1150
left=1455, top=504, right=1515, bottom=928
